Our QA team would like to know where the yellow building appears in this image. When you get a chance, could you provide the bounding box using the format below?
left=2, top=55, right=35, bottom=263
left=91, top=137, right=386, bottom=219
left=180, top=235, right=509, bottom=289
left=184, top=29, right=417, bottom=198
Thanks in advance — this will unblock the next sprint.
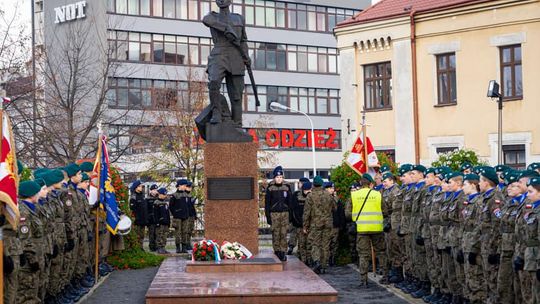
left=335, top=0, right=540, bottom=168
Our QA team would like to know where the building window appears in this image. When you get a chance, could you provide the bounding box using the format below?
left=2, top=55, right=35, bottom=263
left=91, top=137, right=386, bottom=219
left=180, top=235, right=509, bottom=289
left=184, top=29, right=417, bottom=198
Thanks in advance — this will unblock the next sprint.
left=436, top=53, right=456, bottom=105
left=364, top=62, right=392, bottom=110
left=500, top=45, right=522, bottom=100
left=436, top=146, right=458, bottom=154
left=503, top=144, right=526, bottom=169
left=376, top=149, right=395, bottom=163
left=110, top=30, right=339, bottom=74
left=107, top=0, right=358, bottom=33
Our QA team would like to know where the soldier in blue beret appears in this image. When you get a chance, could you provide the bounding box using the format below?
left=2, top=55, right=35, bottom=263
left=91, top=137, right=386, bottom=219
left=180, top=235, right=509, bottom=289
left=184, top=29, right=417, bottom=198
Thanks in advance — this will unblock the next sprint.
left=265, top=166, right=292, bottom=262
left=170, top=179, right=191, bottom=253
left=185, top=181, right=196, bottom=251
left=129, top=180, right=148, bottom=250
left=146, top=184, right=160, bottom=252
left=154, top=188, right=171, bottom=254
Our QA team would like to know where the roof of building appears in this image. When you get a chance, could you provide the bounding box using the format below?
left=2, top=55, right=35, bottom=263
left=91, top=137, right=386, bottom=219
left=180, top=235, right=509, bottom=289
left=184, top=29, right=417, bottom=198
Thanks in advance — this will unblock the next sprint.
left=336, top=0, right=491, bottom=28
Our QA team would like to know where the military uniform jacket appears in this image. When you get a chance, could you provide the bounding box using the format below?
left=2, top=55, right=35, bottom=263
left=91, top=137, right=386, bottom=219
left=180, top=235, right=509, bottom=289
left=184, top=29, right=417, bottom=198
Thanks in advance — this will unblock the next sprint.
left=19, top=201, right=45, bottom=267
left=153, top=198, right=171, bottom=226
left=499, top=193, right=526, bottom=254
left=384, top=185, right=402, bottom=230
left=36, top=199, right=54, bottom=256
left=447, top=190, right=465, bottom=248
left=514, top=199, right=540, bottom=271
left=169, top=190, right=190, bottom=220
left=265, top=182, right=292, bottom=223
left=60, top=185, right=81, bottom=242
left=187, top=193, right=197, bottom=218
left=399, top=183, right=416, bottom=234
left=146, top=194, right=158, bottom=225
left=48, top=190, right=67, bottom=248
left=2, top=222, right=22, bottom=257
left=130, top=191, right=149, bottom=225
left=437, top=192, right=454, bottom=249
left=421, top=185, right=440, bottom=239
left=461, top=193, right=483, bottom=254
left=479, top=188, right=505, bottom=256
left=290, top=190, right=308, bottom=228
left=411, top=181, right=427, bottom=237
left=303, top=187, right=335, bottom=230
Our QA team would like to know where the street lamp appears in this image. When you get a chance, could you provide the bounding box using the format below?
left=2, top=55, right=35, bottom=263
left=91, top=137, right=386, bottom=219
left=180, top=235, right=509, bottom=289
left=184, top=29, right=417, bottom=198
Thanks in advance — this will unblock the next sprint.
left=269, top=102, right=317, bottom=178
left=487, top=80, right=503, bottom=165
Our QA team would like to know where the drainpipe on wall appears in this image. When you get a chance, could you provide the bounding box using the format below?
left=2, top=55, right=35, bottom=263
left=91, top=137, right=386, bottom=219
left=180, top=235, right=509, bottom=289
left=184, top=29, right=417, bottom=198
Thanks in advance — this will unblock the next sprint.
left=353, top=42, right=360, bottom=134
left=410, top=11, right=420, bottom=164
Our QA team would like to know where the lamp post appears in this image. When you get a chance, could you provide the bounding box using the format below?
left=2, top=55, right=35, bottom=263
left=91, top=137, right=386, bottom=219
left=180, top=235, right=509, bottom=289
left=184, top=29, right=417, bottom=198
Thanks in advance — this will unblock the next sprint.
left=487, top=80, right=503, bottom=165
left=269, top=102, right=317, bottom=178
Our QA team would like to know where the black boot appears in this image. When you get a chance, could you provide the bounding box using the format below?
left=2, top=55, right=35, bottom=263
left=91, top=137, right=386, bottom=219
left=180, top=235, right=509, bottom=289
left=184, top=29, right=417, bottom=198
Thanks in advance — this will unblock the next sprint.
left=176, top=244, right=181, bottom=254
left=181, top=243, right=188, bottom=253
left=185, top=243, right=193, bottom=251
left=279, top=251, right=287, bottom=262
left=311, top=261, right=322, bottom=274
left=287, top=245, right=294, bottom=255
left=389, top=267, right=404, bottom=283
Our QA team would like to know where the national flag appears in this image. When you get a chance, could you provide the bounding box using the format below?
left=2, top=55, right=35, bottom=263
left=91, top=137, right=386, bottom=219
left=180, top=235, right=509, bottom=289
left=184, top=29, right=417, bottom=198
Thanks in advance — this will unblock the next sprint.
left=346, top=135, right=379, bottom=175
left=2, top=97, right=12, bottom=105
left=0, top=111, right=20, bottom=229
left=95, top=135, right=120, bottom=234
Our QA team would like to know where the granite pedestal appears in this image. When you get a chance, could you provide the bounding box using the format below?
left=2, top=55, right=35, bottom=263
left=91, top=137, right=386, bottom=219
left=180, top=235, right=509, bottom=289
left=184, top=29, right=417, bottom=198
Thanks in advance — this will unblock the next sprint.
left=203, top=142, right=259, bottom=255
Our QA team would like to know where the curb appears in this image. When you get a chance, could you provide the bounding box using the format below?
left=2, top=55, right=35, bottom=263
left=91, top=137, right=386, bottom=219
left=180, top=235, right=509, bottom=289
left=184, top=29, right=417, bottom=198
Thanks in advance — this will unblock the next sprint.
left=78, top=272, right=111, bottom=303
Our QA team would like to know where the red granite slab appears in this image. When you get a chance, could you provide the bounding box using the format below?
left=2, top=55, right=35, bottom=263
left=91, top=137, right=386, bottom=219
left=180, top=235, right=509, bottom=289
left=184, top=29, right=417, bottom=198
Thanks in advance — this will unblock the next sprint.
left=146, top=254, right=338, bottom=304
left=185, top=251, right=283, bottom=273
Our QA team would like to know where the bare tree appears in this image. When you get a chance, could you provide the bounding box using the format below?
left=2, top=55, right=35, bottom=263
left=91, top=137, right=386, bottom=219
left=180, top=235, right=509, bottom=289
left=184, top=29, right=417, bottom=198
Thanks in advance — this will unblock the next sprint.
left=6, top=12, right=144, bottom=166
left=0, top=3, right=29, bottom=84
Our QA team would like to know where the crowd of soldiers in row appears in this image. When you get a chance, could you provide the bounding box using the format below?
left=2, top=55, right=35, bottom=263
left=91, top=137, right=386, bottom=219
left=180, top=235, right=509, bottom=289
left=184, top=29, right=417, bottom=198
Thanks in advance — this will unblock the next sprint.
left=264, top=166, right=347, bottom=273
left=128, top=179, right=197, bottom=255
left=375, top=162, right=540, bottom=304
left=3, top=162, right=116, bottom=304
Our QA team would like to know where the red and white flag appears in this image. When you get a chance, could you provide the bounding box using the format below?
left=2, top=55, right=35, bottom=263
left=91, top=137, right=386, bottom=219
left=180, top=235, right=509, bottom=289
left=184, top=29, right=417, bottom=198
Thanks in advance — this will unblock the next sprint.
left=0, top=111, right=20, bottom=229
left=346, top=135, right=379, bottom=175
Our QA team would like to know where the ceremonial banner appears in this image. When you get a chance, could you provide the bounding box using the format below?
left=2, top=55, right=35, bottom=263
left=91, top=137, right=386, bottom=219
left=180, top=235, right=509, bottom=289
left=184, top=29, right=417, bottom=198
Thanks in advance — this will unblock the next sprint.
left=0, top=111, right=20, bottom=229
left=95, top=135, right=120, bottom=234
left=346, top=135, right=379, bottom=175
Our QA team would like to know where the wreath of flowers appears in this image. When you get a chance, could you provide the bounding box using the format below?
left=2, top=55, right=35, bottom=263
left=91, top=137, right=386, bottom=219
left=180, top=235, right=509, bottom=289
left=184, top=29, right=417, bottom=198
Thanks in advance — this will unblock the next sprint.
left=192, top=239, right=221, bottom=262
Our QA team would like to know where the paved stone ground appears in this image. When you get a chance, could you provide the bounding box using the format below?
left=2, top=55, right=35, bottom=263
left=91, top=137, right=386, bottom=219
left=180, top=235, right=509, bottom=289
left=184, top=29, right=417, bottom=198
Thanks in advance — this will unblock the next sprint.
left=81, top=264, right=408, bottom=304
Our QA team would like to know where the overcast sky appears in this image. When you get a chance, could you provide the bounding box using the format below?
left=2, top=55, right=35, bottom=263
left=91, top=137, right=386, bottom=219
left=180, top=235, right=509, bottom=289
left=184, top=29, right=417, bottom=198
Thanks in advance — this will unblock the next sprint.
left=1, top=0, right=31, bottom=36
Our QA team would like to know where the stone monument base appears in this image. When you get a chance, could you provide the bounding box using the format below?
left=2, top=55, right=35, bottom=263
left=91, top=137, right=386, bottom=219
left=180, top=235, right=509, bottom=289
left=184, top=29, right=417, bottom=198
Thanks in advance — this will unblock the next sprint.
left=203, top=142, right=259, bottom=255
left=185, top=251, right=283, bottom=273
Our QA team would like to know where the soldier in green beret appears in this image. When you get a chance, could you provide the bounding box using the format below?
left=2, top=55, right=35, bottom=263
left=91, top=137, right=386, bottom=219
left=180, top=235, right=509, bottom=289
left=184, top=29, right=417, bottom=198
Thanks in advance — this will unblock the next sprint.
left=382, top=172, right=403, bottom=284
left=527, top=162, right=540, bottom=175
left=16, top=181, right=45, bottom=304
left=77, top=172, right=95, bottom=290
left=460, top=162, right=473, bottom=175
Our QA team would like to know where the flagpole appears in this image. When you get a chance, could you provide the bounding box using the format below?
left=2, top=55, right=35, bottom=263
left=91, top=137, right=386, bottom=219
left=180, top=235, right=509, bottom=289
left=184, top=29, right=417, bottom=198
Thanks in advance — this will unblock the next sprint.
left=95, top=121, right=103, bottom=280
left=0, top=99, right=5, bottom=304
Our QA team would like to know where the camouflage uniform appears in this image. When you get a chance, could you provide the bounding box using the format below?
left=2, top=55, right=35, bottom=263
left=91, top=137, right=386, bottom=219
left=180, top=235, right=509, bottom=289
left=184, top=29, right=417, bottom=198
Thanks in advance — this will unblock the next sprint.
left=411, top=182, right=428, bottom=282
left=290, top=190, right=310, bottom=262
left=304, top=187, right=335, bottom=269
left=36, top=199, right=55, bottom=301
left=462, top=192, right=486, bottom=303
left=187, top=193, right=197, bottom=244
left=448, top=190, right=465, bottom=298
left=3, top=223, right=22, bottom=304
left=265, top=181, right=292, bottom=254
left=421, top=186, right=440, bottom=289
left=479, top=188, right=505, bottom=304
left=47, top=189, right=67, bottom=298
left=400, top=183, right=416, bottom=278
left=61, top=183, right=83, bottom=287
left=437, top=192, right=454, bottom=294
left=154, top=198, right=171, bottom=250
left=17, top=202, right=45, bottom=304
left=169, top=190, right=191, bottom=250
left=497, top=193, right=526, bottom=304
left=75, top=189, right=90, bottom=281
left=514, top=199, right=540, bottom=304
left=383, top=185, right=402, bottom=269
left=428, top=189, right=445, bottom=292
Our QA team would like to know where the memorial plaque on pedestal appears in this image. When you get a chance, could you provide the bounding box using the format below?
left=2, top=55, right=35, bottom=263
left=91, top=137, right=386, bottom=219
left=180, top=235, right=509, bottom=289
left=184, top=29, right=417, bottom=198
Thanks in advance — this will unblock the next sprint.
left=207, top=177, right=254, bottom=200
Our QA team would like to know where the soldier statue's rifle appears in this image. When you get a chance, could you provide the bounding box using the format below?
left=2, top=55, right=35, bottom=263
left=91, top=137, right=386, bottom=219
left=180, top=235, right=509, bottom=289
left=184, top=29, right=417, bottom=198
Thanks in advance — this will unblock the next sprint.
left=231, top=40, right=260, bottom=107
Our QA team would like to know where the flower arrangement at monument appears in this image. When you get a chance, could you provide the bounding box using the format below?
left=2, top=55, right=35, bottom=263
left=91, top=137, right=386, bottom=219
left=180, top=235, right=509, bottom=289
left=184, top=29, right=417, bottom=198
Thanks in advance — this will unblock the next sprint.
left=220, top=241, right=250, bottom=260
left=192, top=239, right=221, bottom=262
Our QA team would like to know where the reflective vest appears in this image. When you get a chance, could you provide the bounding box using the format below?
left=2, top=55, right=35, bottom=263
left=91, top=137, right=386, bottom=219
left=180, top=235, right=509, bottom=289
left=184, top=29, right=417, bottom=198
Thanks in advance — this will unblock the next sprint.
left=351, top=188, right=383, bottom=233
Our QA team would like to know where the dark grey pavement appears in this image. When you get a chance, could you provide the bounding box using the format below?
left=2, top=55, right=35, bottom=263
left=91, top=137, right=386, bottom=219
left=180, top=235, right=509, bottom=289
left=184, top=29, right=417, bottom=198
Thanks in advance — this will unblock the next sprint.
left=81, top=263, right=409, bottom=304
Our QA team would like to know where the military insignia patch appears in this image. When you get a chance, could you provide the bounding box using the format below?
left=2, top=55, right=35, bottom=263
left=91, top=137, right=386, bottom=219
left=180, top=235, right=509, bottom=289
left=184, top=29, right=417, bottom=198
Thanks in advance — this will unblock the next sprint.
left=493, top=208, right=502, bottom=218
left=20, top=226, right=29, bottom=234
left=66, top=200, right=72, bottom=207
left=495, top=200, right=501, bottom=204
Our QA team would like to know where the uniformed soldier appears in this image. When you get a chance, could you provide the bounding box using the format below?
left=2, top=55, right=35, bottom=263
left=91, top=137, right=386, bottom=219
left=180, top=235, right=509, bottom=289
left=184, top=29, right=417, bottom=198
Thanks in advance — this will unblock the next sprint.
left=395, top=164, right=416, bottom=291
left=461, top=173, right=486, bottom=304
left=527, top=162, right=540, bottom=175
left=479, top=168, right=506, bottom=304
left=288, top=177, right=310, bottom=255
left=326, top=182, right=346, bottom=267
left=346, top=183, right=360, bottom=263
left=185, top=181, right=196, bottom=251
left=16, top=180, right=45, bottom=304
left=77, top=173, right=95, bottom=290
left=304, top=176, right=335, bottom=274
left=289, top=181, right=312, bottom=264
left=146, top=184, right=159, bottom=252
left=460, top=162, right=473, bottom=175
left=265, top=166, right=292, bottom=262
left=169, top=179, right=191, bottom=253
left=129, top=180, right=148, bottom=250
left=513, top=170, right=540, bottom=304
left=522, top=177, right=540, bottom=304
left=154, top=188, right=171, bottom=254
left=42, top=169, right=70, bottom=303
left=382, top=172, right=403, bottom=284
left=346, top=173, right=386, bottom=287
left=447, top=172, right=466, bottom=303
